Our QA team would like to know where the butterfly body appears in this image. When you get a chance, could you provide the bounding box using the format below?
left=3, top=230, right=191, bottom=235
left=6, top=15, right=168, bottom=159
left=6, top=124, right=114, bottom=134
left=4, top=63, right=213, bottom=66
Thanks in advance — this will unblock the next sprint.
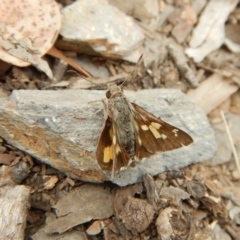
left=96, top=83, right=193, bottom=178
left=107, top=84, right=136, bottom=159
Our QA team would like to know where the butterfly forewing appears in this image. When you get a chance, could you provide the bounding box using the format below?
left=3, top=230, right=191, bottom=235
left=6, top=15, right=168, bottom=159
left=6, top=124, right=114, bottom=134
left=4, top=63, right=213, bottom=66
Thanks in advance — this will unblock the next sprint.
left=132, top=103, right=193, bottom=158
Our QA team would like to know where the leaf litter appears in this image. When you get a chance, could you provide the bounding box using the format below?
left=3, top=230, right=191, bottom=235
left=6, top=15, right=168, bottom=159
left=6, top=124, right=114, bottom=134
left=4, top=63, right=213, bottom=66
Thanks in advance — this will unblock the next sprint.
left=0, top=0, right=240, bottom=239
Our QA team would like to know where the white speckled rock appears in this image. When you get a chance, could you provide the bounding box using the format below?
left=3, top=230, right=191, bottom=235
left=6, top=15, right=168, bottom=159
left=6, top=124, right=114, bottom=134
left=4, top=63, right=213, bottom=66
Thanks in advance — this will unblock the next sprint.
left=58, top=0, right=144, bottom=61
left=0, top=89, right=216, bottom=186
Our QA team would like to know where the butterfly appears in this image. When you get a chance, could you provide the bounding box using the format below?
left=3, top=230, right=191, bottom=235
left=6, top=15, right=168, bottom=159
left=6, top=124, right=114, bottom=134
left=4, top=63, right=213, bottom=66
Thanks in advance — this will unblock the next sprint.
left=96, top=83, right=193, bottom=179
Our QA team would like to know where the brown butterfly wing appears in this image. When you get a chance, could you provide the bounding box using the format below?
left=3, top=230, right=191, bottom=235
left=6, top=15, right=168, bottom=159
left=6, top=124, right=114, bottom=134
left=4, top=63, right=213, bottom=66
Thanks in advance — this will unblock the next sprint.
left=132, top=103, right=193, bottom=159
left=113, top=138, right=131, bottom=173
left=96, top=117, right=130, bottom=173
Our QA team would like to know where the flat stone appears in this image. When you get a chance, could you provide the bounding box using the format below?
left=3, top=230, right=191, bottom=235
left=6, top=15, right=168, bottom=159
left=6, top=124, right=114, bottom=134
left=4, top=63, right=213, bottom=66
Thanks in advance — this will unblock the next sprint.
left=58, top=0, right=144, bottom=61
left=203, top=123, right=231, bottom=166
left=109, top=0, right=159, bottom=21
left=204, top=113, right=240, bottom=166
left=186, top=0, right=238, bottom=62
left=0, top=165, right=31, bottom=240
left=0, top=89, right=216, bottom=186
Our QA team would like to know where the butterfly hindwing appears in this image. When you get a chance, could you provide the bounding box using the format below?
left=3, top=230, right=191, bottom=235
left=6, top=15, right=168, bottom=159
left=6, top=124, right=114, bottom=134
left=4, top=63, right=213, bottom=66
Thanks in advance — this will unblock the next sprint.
left=96, top=117, right=130, bottom=173
left=96, top=117, right=113, bottom=172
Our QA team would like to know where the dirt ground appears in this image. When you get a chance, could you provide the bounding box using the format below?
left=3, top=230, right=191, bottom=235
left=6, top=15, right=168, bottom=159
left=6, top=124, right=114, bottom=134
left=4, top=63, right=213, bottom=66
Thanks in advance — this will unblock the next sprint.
left=0, top=0, right=240, bottom=239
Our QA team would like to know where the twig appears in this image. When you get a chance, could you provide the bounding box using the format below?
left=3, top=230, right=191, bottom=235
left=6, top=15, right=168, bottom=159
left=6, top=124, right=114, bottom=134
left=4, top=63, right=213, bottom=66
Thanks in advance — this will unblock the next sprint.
left=220, top=110, right=240, bottom=176
left=167, top=43, right=199, bottom=88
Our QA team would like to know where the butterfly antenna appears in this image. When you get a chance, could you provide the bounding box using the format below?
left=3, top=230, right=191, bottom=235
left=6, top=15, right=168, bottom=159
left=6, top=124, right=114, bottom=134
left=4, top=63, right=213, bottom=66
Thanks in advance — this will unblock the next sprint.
left=120, top=54, right=143, bottom=87
left=67, top=70, right=100, bottom=86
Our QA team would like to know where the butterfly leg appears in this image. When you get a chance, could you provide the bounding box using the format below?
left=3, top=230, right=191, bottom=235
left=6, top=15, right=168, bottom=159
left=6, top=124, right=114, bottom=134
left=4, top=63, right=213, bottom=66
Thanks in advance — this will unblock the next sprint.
left=110, top=125, right=118, bottom=180
left=86, top=99, right=107, bottom=118
left=111, top=146, right=116, bottom=180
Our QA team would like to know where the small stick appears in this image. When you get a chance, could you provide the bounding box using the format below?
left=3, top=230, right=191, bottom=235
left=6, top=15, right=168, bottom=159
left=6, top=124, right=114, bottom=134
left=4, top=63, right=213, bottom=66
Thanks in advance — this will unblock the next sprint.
left=120, top=54, right=143, bottom=87
left=167, top=43, right=198, bottom=88
left=220, top=110, right=240, bottom=175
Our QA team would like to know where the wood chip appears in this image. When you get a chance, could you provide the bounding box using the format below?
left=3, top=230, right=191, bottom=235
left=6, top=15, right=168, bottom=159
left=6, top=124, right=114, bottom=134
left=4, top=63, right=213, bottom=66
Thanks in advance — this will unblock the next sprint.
left=119, top=196, right=155, bottom=233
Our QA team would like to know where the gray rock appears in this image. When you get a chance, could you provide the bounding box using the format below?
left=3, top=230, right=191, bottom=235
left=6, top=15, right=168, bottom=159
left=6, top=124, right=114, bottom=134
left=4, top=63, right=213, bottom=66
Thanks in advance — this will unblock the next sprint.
left=203, top=122, right=231, bottom=166
left=204, top=113, right=240, bottom=166
left=58, top=0, right=144, bottom=61
left=109, top=0, right=159, bottom=21
left=0, top=89, right=216, bottom=186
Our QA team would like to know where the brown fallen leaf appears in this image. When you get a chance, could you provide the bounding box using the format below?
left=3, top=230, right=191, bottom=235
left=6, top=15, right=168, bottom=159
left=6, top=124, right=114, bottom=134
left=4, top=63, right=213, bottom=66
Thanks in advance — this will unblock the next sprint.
left=103, top=220, right=125, bottom=240
left=0, top=165, right=15, bottom=186
left=86, top=220, right=103, bottom=235
left=111, top=217, right=127, bottom=236
left=0, top=59, right=11, bottom=76
left=168, top=6, right=197, bottom=44
left=143, top=173, right=160, bottom=209
left=48, top=46, right=92, bottom=78
left=161, top=186, right=191, bottom=202
left=187, top=73, right=238, bottom=114
left=11, top=161, right=30, bottom=184
left=42, top=175, right=58, bottom=190
left=0, top=153, right=16, bottom=165
left=0, top=0, right=61, bottom=78
left=114, top=183, right=143, bottom=217
left=200, top=197, right=227, bottom=220
left=156, top=207, right=174, bottom=238
left=119, top=196, right=155, bottom=233
left=194, top=223, right=215, bottom=240
left=186, top=180, right=206, bottom=198
left=107, top=218, right=119, bottom=235
left=221, top=187, right=240, bottom=206
left=230, top=90, right=240, bottom=114
left=204, top=179, right=222, bottom=198
left=44, top=183, right=116, bottom=234
left=0, top=38, right=53, bottom=79
left=156, top=207, right=190, bottom=239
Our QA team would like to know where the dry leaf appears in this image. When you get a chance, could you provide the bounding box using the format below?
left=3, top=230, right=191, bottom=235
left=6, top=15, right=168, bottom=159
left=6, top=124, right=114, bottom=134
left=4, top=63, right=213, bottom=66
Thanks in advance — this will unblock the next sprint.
left=114, top=183, right=143, bottom=217
left=119, top=196, right=155, bottom=233
left=48, top=47, right=92, bottom=78
left=0, top=153, right=16, bottom=165
left=43, top=175, right=58, bottom=190
left=161, top=186, right=190, bottom=202
left=156, top=207, right=174, bottom=238
left=86, top=220, right=103, bottom=235
left=143, top=173, right=160, bottom=209
left=222, top=187, right=240, bottom=206
left=0, top=0, right=61, bottom=78
left=186, top=180, right=206, bottom=198
left=187, top=73, right=238, bottom=114
left=44, top=184, right=115, bottom=234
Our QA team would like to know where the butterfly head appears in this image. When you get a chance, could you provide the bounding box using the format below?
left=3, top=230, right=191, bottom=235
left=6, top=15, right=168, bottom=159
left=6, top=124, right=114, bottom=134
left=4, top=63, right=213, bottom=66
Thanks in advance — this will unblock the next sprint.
left=105, top=55, right=144, bottom=99
left=106, top=83, right=123, bottom=99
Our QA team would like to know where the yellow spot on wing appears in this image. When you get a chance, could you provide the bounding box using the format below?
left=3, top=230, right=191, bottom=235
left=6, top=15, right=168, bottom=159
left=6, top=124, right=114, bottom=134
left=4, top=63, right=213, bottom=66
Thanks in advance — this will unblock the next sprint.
left=172, top=129, right=179, bottom=137
left=149, top=125, right=161, bottom=139
left=134, top=121, right=139, bottom=131
left=109, top=127, right=113, bottom=138
left=151, top=122, right=161, bottom=129
left=103, top=145, right=113, bottom=163
left=141, top=125, right=148, bottom=131
left=113, top=135, right=116, bottom=145
left=161, top=134, right=167, bottom=139
left=138, top=137, right=142, bottom=145
left=116, top=145, right=121, bottom=154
